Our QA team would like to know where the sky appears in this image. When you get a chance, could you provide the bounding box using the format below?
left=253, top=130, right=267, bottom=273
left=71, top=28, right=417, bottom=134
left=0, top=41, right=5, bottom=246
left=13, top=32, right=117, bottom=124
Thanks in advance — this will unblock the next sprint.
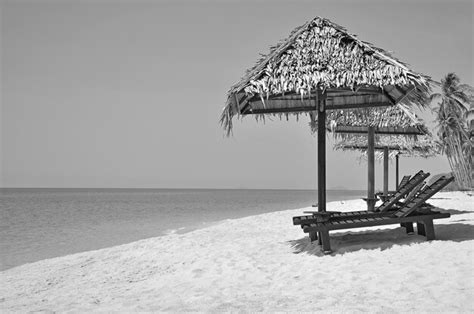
left=1, top=0, right=473, bottom=190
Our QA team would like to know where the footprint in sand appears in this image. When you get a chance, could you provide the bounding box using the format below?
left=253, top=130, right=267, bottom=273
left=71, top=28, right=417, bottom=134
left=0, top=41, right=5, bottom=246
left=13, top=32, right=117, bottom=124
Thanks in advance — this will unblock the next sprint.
left=192, top=268, right=204, bottom=278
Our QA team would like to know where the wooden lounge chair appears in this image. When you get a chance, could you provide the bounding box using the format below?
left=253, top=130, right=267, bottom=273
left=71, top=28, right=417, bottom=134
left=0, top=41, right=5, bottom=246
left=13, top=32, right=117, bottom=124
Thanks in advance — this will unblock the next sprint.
left=297, top=170, right=429, bottom=225
left=295, top=174, right=450, bottom=226
left=293, top=175, right=454, bottom=254
left=298, top=179, right=429, bottom=234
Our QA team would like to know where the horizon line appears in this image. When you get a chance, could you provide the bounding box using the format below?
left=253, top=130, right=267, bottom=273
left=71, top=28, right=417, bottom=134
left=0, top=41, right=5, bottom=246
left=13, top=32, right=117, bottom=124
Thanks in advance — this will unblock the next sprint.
left=0, top=187, right=366, bottom=192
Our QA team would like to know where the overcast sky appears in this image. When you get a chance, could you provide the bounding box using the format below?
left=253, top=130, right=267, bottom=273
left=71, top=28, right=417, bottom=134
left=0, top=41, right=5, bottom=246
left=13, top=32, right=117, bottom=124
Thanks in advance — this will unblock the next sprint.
left=1, top=0, right=473, bottom=189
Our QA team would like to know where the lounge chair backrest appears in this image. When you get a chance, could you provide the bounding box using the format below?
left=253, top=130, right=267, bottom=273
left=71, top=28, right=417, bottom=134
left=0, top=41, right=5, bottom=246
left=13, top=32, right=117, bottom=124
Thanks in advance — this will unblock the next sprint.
left=394, top=176, right=455, bottom=218
left=403, top=181, right=425, bottom=204
left=378, top=170, right=430, bottom=212
left=398, top=175, right=411, bottom=189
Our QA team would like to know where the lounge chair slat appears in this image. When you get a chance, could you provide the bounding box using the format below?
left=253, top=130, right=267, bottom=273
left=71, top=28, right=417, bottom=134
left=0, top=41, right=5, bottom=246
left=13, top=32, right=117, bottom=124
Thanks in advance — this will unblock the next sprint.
left=395, top=176, right=454, bottom=218
left=301, top=213, right=449, bottom=233
left=378, top=170, right=430, bottom=212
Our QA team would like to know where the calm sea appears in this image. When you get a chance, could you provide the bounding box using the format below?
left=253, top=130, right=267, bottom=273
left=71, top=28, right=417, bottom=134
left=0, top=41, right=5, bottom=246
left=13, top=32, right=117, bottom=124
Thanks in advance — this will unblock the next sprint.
left=0, top=188, right=364, bottom=270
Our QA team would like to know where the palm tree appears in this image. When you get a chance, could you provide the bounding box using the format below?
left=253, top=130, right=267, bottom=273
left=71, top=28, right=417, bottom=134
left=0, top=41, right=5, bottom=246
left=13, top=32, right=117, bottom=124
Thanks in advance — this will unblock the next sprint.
left=465, top=99, right=474, bottom=137
left=430, top=73, right=473, bottom=189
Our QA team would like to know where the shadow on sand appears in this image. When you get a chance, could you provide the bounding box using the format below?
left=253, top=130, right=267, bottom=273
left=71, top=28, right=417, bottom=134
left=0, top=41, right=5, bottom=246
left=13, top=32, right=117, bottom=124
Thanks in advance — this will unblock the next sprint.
left=289, top=222, right=474, bottom=256
left=437, top=208, right=472, bottom=215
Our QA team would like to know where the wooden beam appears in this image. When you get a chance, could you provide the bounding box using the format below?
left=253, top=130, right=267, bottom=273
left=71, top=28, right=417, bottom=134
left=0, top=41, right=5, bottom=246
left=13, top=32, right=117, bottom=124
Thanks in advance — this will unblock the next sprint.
left=302, top=213, right=450, bottom=232
left=240, top=102, right=394, bottom=115
left=240, top=102, right=252, bottom=114
left=333, top=125, right=425, bottom=135
left=236, top=93, right=253, bottom=114
left=235, top=93, right=248, bottom=106
left=326, top=102, right=392, bottom=110
left=241, top=106, right=317, bottom=115
left=394, top=85, right=416, bottom=105
left=382, top=88, right=396, bottom=105
left=339, top=144, right=405, bottom=150
left=245, top=88, right=387, bottom=102
left=240, top=92, right=394, bottom=115
left=235, top=86, right=404, bottom=115
left=326, top=93, right=390, bottom=107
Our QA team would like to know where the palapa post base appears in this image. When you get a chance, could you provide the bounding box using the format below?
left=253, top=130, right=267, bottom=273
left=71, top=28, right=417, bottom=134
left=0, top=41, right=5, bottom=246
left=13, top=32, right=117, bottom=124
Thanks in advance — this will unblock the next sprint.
left=308, top=231, right=332, bottom=254
left=320, top=230, right=332, bottom=254
left=362, top=197, right=379, bottom=212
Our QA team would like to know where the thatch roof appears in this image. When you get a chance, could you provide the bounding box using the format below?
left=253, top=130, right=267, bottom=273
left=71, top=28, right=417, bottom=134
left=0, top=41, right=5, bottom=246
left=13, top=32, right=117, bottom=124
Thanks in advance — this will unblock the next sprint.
left=315, top=103, right=430, bottom=139
left=334, top=134, right=440, bottom=159
left=221, top=16, right=434, bottom=135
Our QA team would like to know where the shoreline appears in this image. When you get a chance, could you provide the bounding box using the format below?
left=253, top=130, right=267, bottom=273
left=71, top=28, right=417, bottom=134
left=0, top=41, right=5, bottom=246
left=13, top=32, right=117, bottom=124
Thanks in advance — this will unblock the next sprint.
left=1, top=191, right=465, bottom=273
left=1, top=191, right=473, bottom=312
left=1, top=189, right=365, bottom=271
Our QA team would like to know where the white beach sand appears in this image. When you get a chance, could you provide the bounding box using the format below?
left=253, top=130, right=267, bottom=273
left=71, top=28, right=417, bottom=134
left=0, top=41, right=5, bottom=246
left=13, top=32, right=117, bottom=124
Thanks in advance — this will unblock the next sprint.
left=1, top=191, right=473, bottom=312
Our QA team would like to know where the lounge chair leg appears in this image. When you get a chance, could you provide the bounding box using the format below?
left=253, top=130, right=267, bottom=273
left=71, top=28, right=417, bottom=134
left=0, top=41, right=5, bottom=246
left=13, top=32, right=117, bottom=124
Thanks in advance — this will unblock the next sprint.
left=424, top=219, right=435, bottom=240
left=320, top=230, right=332, bottom=254
left=309, top=231, right=318, bottom=242
left=417, top=222, right=426, bottom=236
left=404, top=222, right=414, bottom=234
left=317, top=232, right=322, bottom=246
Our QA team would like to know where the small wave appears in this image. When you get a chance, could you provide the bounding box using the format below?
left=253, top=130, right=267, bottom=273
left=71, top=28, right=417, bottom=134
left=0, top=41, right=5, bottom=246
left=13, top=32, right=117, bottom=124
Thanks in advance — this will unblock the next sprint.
left=162, top=227, right=187, bottom=236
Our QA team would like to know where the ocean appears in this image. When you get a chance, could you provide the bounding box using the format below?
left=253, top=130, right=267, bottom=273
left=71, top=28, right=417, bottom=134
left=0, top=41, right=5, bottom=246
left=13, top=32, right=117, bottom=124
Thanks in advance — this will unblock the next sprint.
left=0, top=188, right=364, bottom=271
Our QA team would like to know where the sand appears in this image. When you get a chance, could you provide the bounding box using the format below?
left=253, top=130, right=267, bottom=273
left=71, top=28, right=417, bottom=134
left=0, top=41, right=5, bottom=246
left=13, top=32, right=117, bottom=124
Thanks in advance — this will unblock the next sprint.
left=1, top=191, right=473, bottom=312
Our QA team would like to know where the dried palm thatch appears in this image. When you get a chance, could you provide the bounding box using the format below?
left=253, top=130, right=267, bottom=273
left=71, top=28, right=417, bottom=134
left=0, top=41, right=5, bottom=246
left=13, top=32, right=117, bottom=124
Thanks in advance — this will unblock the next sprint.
left=221, top=16, right=434, bottom=135
left=334, top=134, right=440, bottom=159
left=312, top=103, right=430, bottom=140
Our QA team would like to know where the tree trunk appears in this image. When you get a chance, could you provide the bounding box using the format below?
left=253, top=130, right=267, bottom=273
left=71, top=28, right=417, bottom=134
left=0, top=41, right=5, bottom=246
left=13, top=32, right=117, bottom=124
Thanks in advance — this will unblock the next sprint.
left=446, top=135, right=472, bottom=189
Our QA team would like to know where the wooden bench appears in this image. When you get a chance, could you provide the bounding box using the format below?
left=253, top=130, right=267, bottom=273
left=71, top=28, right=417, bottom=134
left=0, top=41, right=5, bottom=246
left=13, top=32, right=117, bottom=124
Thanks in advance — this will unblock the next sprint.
left=302, top=211, right=450, bottom=253
left=295, top=170, right=430, bottom=226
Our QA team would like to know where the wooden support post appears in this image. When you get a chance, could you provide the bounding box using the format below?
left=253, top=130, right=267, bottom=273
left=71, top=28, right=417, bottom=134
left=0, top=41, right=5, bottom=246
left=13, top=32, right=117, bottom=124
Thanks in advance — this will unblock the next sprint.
left=309, top=231, right=318, bottom=242
left=383, top=146, right=389, bottom=196
left=317, top=94, right=326, bottom=213
left=367, top=126, right=375, bottom=211
left=320, top=229, right=332, bottom=254
left=395, top=153, right=400, bottom=189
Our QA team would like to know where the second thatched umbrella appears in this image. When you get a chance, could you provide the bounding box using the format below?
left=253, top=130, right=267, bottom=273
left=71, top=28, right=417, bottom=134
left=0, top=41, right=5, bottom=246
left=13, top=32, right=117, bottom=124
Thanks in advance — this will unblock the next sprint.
left=312, top=103, right=433, bottom=210
left=334, top=133, right=439, bottom=199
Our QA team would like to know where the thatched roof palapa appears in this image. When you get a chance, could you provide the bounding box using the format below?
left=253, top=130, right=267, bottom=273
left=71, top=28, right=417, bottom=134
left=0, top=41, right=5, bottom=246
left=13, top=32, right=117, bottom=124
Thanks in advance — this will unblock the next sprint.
left=319, top=103, right=430, bottom=139
left=334, top=134, right=440, bottom=159
left=221, top=16, right=434, bottom=135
